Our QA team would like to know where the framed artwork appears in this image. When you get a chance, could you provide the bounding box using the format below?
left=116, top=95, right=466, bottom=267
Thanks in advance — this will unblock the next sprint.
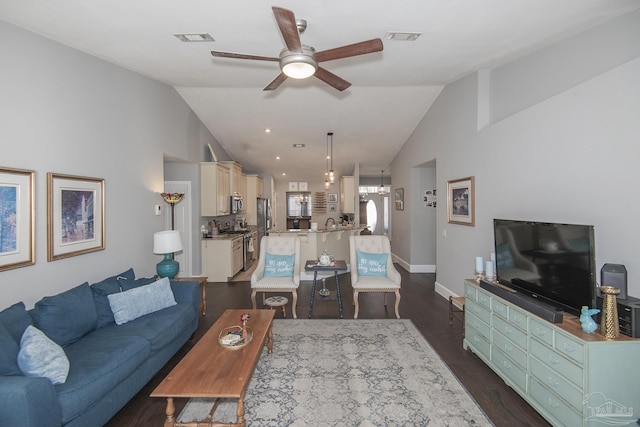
left=447, top=176, right=475, bottom=226
left=288, top=182, right=298, bottom=191
left=48, top=173, right=105, bottom=261
left=0, top=167, right=35, bottom=271
left=395, top=188, right=404, bottom=210
left=329, top=203, right=337, bottom=212
left=298, top=182, right=308, bottom=191
left=328, top=193, right=338, bottom=203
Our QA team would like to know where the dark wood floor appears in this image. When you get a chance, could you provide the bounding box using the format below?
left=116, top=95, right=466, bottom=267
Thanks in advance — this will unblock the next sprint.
left=106, top=267, right=551, bottom=427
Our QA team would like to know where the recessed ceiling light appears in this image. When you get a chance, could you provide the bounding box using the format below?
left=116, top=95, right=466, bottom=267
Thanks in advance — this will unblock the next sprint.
left=282, top=172, right=287, bottom=176
left=384, top=32, right=421, bottom=41
left=293, top=144, right=305, bottom=148
left=174, top=33, right=214, bottom=42
left=276, top=156, right=281, bottom=160
left=265, top=128, right=271, bottom=133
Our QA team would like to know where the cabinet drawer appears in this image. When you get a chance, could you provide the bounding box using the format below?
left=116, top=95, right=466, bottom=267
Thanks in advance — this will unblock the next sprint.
left=466, top=299, right=491, bottom=326
left=507, top=305, right=528, bottom=332
left=555, top=332, right=584, bottom=365
left=530, top=357, right=583, bottom=412
left=476, top=288, right=492, bottom=310
left=466, top=324, right=491, bottom=361
left=493, top=329, right=527, bottom=369
left=530, top=339, right=583, bottom=388
left=492, top=298, right=508, bottom=320
left=465, top=284, right=477, bottom=300
left=493, top=347, right=527, bottom=393
left=466, top=311, right=490, bottom=341
left=530, top=377, right=583, bottom=427
left=493, top=315, right=527, bottom=350
left=529, top=317, right=554, bottom=346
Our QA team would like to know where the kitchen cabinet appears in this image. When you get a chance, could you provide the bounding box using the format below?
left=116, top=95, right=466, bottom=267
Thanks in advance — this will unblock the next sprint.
left=200, top=162, right=230, bottom=216
left=339, top=176, right=355, bottom=214
left=221, top=161, right=244, bottom=198
left=201, top=235, right=243, bottom=281
left=245, top=174, right=264, bottom=225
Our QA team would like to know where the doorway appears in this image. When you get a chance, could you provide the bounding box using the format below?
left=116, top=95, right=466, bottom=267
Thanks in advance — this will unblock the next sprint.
left=359, top=193, right=389, bottom=235
left=163, top=181, right=192, bottom=277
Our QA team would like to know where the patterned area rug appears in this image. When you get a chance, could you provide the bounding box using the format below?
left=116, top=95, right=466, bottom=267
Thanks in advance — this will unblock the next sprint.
left=178, top=319, right=493, bottom=426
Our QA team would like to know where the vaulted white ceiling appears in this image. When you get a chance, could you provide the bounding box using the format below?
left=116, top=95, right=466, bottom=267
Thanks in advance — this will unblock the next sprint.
left=2, top=0, right=638, bottom=181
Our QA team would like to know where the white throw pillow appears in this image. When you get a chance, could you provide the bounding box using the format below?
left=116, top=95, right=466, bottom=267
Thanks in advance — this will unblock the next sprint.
left=107, top=277, right=177, bottom=325
left=17, top=325, right=70, bottom=384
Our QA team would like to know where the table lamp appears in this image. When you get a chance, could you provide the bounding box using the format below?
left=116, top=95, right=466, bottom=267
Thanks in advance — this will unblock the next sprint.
left=153, top=230, right=183, bottom=279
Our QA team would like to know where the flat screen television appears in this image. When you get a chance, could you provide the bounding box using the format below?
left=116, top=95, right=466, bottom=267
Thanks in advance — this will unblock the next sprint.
left=493, top=219, right=596, bottom=316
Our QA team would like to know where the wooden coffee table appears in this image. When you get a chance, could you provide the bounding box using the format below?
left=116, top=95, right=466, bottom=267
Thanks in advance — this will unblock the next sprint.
left=151, top=309, right=275, bottom=426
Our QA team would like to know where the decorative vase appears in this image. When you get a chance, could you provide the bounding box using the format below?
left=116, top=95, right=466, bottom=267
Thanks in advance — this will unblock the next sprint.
left=599, top=286, right=620, bottom=339
left=579, top=306, right=599, bottom=333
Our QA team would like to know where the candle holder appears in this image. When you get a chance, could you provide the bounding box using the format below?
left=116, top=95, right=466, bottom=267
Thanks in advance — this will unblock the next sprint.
left=475, top=272, right=484, bottom=283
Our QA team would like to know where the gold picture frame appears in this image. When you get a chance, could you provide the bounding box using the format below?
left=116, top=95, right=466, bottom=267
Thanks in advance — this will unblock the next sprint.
left=47, top=173, right=105, bottom=261
left=447, top=176, right=475, bottom=226
left=0, top=167, right=35, bottom=271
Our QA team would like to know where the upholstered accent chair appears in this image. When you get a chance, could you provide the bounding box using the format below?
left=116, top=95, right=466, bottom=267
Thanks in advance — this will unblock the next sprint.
left=251, top=236, right=301, bottom=319
left=349, top=235, right=401, bottom=319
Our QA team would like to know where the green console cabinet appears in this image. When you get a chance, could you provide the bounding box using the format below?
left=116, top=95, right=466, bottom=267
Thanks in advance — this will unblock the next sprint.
left=463, top=280, right=640, bottom=426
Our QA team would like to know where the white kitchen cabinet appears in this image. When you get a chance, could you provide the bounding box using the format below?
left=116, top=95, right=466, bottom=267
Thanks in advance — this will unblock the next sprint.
left=245, top=174, right=264, bottom=225
left=200, top=162, right=230, bottom=216
left=201, top=235, right=243, bottom=281
left=339, top=176, right=355, bottom=214
left=220, top=161, right=243, bottom=197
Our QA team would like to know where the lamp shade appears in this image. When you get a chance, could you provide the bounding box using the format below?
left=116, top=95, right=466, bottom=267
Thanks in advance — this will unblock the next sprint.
left=153, top=230, right=183, bottom=254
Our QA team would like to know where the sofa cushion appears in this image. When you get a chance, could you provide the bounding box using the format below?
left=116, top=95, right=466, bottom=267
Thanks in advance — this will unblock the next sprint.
left=0, top=323, right=21, bottom=376
left=109, top=302, right=197, bottom=354
left=90, top=268, right=135, bottom=328
left=17, top=326, right=69, bottom=385
left=356, top=250, right=388, bottom=276
left=32, top=283, right=97, bottom=347
left=0, top=301, right=33, bottom=342
left=108, top=277, right=176, bottom=325
left=264, top=253, right=295, bottom=277
left=120, top=275, right=157, bottom=291
left=57, top=329, right=150, bottom=424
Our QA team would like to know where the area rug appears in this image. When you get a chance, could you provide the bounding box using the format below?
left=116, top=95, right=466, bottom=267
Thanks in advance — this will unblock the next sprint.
left=178, top=319, right=493, bottom=426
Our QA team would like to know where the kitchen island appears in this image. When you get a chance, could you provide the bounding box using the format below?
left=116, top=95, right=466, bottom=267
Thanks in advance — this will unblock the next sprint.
left=268, top=227, right=364, bottom=279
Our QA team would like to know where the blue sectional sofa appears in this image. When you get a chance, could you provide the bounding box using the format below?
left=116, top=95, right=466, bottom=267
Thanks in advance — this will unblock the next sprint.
left=0, top=269, right=200, bottom=427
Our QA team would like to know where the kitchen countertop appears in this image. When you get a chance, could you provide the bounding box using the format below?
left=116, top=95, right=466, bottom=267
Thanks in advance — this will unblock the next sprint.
left=271, top=226, right=365, bottom=233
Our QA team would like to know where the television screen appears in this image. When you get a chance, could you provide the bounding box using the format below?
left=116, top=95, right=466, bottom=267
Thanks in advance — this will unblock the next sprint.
left=493, top=219, right=596, bottom=316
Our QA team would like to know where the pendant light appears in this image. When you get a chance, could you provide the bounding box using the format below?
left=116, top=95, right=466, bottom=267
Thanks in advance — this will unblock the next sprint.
left=378, top=170, right=388, bottom=194
left=324, top=133, right=331, bottom=189
left=328, top=132, right=335, bottom=183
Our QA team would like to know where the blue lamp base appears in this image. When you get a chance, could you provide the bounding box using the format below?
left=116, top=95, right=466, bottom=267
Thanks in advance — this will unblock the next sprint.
left=156, top=253, right=179, bottom=280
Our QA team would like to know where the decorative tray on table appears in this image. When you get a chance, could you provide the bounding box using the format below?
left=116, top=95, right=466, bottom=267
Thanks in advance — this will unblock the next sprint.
left=218, top=326, right=253, bottom=350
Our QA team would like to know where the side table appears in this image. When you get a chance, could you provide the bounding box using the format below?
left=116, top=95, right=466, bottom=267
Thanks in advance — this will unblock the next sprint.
left=305, top=260, right=347, bottom=319
left=173, top=276, right=208, bottom=315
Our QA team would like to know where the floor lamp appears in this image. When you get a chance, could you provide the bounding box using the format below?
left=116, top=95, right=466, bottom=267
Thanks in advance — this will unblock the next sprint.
left=160, top=192, right=185, bottom=230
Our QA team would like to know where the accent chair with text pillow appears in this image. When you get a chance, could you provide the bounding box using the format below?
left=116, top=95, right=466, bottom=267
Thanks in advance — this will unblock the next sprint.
left=251, top=236, right=301, bottom=318
left=349, top=235, right=401, bottom=319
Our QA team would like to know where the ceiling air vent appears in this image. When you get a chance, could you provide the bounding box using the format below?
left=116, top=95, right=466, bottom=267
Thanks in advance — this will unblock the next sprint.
left=384, top=32, right=421, bottom=41
left=174, top=33, right=214, bottom=42
left=293, top=144, right=305, bottom=148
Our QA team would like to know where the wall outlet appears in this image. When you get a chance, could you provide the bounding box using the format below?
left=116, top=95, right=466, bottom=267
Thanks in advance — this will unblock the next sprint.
left=155, top=205, right=162, bottom=216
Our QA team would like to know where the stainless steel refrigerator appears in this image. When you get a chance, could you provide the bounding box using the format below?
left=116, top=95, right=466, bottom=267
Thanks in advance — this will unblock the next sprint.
left=256, top=198, right=271, bottom=255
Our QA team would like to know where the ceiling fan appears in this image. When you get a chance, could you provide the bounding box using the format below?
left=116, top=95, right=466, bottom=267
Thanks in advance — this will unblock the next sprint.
left=210, top=6, right=383, bottom=91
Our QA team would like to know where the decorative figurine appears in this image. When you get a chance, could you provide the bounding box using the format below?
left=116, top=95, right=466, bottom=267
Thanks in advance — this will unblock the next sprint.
left=240, top=313, right=250, bottom=339
left=580, top=306, right=600, bottom=333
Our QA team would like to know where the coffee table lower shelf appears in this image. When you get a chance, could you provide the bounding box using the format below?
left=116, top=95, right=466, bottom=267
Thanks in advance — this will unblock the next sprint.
left=150, top=309, right=275, bottom=427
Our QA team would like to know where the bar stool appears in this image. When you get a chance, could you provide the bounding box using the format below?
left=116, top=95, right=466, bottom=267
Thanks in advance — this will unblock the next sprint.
left=449, top=296, right=465, bottom=335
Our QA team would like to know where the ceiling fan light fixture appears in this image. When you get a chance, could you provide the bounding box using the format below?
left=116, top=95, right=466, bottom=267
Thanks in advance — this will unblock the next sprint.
left=280, top=47, right=318, bottom=79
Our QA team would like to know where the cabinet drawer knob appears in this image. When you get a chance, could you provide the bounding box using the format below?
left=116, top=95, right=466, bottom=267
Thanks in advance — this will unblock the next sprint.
left=548, top=355, right=560, bottom=365
left=548, top=397, right=560, bottom=409
left=547, top=376, right=559, bottom=387
left=562, top=342, right=576, bottom=353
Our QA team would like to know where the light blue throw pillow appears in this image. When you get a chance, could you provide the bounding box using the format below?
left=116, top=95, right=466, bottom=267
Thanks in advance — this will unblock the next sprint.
left=356, top=250, right=388, bottom=276
left=107, top=277, right=177, bottom=325
left=18, top=325, right=69, bottom=385
left=264, top=253, right=295, bottom=277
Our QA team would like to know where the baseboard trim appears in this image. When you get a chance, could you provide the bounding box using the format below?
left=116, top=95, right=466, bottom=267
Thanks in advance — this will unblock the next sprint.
left=391, top=254, right=435, bottom=273
left=435, top=281, right=460, bottom=301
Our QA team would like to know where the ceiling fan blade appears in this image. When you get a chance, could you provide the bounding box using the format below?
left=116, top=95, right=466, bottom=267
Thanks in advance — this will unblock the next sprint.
left=211, top=51, right=279, bottom=62
left=272, top=6, right=302, bottom=52
left=315, top=38, right=383, bottom=63
left=314, top=67, right=351, bottom=91
left=263, top=73, right=288, bottom=91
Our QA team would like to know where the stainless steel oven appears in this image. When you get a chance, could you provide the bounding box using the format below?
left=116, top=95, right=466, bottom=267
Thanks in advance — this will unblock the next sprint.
left=242, top=231, right=253, bottom=271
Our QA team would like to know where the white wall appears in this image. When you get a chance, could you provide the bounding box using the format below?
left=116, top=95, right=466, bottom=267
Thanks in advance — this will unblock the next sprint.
left=391, top=10, right=640, bottom=299
left=0, top=21, right=217, bottom=308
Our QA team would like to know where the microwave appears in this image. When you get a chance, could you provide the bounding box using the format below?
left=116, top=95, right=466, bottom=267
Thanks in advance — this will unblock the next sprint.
left=230, top=195, right=243, bottom=214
